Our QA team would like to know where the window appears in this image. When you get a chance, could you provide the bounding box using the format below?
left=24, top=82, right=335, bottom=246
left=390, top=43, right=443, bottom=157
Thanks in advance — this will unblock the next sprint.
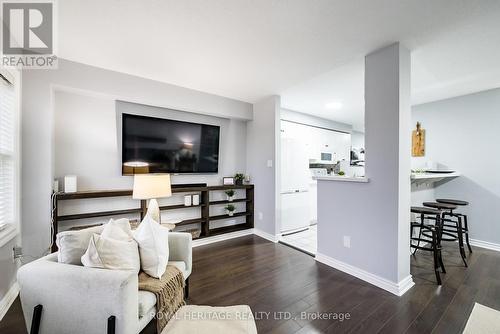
left=0, top=70, right=18, bottom=244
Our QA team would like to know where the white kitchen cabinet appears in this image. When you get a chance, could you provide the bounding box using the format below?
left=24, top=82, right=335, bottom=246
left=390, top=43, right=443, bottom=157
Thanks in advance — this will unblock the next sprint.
left=307, top=126, right=351, bottom=163
left=280, top=119, right=352, bottom=231
left=309, top=180, right=317, bottom=223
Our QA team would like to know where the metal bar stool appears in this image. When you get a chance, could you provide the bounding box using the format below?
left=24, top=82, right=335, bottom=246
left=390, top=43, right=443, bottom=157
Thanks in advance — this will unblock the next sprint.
left=423, top=201, right=467, bottom=267
left=436, top=198, right=472, bottom=253
left=411, top=206, right=446, bottom=285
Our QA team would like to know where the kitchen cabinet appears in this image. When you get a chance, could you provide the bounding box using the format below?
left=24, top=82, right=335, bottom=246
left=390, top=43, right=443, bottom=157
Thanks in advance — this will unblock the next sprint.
left=280, top=120, right=352, bottom=233
left=281, top=120, right=351, bottom=162
left=309, top=180, right=317, bottom=223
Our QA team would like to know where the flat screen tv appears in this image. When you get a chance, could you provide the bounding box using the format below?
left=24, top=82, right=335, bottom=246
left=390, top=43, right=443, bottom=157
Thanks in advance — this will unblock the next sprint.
left=122, top=113, right=220, bottom=175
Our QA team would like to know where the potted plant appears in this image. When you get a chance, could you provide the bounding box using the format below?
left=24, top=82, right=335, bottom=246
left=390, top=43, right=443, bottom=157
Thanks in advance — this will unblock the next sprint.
left=234, top=173, right=245, bottom=185
left=338, top=171, right=345, bottom=176
left=225, top=204, right=236, bottom=216
left=225, top=189, right=235, bottom=202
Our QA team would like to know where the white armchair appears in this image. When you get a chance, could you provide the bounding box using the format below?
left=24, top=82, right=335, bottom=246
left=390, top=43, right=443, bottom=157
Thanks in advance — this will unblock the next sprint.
left=18, top=232, right=192, bottom=334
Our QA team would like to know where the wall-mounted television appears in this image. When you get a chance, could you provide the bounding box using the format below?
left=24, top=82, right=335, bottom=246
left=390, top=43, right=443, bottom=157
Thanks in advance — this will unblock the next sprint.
left=122, top=113, right=220, bottom=175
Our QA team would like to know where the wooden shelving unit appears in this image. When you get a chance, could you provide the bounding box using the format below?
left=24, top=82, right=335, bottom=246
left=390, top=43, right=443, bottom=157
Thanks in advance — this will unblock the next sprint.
left=209, top=198, right=250, bottom=205
left=210, top=224, right=252, bottom=236
left=52, top=184, right=254, bottom=251
left=209, top=211, right=251, bottom=221
left=159, top=203, right=206, bottom=211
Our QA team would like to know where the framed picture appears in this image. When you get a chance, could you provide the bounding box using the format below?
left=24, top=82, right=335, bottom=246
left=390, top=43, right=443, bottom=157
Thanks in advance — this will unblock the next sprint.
left=350, top=147, right=365, bottom=166
left=223, top=177, right=235, bottom=185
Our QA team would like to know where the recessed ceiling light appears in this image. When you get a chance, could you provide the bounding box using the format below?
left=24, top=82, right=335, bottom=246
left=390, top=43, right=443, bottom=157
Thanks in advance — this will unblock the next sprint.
left=325, top=102, right=343, bottom=110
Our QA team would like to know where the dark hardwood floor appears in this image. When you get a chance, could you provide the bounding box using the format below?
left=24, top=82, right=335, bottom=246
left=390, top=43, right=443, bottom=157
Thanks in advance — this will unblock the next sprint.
left=2, top=235, right=500, bottom=333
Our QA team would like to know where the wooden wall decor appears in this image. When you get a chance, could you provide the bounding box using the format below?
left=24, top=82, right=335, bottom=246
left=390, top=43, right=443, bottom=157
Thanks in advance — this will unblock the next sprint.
left=412, top=122, right=425, bottom=157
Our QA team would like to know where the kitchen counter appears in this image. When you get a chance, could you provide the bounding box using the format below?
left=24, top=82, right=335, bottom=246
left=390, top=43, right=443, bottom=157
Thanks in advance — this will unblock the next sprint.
left=411, top=172, right=460, bottom=186
left=313, top=175, right=369, bottom=183
left=314, top=172, right=459, bottom=184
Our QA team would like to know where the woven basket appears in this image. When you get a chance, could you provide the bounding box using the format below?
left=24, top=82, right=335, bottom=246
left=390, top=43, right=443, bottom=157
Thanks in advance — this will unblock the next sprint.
left=186, top=229, right=201, bottom=239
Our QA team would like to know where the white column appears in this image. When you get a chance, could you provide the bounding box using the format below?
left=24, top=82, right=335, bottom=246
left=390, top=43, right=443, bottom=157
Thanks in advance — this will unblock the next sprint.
left=365, top=43, right=412, bottom=285
left=316, top=43, right=412, bottom=295
left=246, top=95, right=281, bottom=238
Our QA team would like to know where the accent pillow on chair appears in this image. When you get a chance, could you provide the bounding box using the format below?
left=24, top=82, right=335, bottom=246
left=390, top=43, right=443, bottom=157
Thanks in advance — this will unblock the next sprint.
left=101, top=218, right=134, bottom=241
left=81, top=233, right=141, bottom=272
left=134, top=215, right=170, bottom=278
left=56, top=225, right=105, bottom=265
left=56, top=218, right=132, bottom=265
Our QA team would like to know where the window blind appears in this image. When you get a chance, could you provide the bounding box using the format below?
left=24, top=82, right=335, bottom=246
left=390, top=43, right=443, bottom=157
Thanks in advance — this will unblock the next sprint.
left=0, top=77, right=15, bottom=226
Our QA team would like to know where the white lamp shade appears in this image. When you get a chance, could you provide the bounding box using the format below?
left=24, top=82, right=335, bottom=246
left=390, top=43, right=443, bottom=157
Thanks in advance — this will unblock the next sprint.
left=132, top=174, right=172, bottom=200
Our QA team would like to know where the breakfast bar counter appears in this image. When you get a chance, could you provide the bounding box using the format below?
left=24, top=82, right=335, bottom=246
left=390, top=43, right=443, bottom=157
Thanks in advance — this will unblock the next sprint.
left=411, top=171, right=460, bottom=186
left=313, top=175, right=369, bottom=183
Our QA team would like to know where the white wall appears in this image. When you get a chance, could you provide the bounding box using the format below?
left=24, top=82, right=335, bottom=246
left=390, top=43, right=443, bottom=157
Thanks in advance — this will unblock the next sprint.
left=412, top=88, right=500, bottom=245
left=0, top=238, right=19, bottom=320
left=351, top=131, right=364, bottom=148
left=0, top=69, right=21, bottom=316
left=281, top=108, right=352, bottom=133
left=21, top=59, right=252, bottom=258
left=247, top=96, right=281, bottom=236
left=316, top=43, right=412, bottom=292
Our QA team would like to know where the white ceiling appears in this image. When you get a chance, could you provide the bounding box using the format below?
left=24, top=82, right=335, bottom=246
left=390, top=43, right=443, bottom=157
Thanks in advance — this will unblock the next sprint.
left=282, top=2, right=500, bottom=131
left=58, top=1, right=500, bottom=130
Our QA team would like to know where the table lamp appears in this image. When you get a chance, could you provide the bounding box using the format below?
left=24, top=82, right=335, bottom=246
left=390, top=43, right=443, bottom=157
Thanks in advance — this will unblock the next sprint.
left=132, top=174, right=172, bottom=223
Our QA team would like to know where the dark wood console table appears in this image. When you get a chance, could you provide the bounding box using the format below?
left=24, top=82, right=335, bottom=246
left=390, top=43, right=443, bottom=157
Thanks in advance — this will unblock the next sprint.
left=51, top=184, right=254, bottom=252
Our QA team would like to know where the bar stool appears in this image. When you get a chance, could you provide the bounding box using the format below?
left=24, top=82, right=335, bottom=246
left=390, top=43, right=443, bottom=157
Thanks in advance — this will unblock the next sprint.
left=411, top=206, right=445, bottom=285
left=436, top=199, right=472, bottom=253
left=423, top=202, right=467, bottom=267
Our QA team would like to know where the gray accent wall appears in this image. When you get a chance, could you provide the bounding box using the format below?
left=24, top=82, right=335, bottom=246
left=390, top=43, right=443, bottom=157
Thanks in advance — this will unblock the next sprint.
left=412, top=88, right=500, bottom=245
left=55, top=97, right=247, bottom=190
left=21, top=59, right=252, bottom=258
left=52, top=94, right=248, bottom=231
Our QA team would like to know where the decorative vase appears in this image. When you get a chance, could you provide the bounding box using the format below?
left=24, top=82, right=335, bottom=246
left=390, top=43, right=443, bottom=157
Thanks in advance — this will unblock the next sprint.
left=192, top=194, right=200, bottom=206
left=228, top=211, right=234, bottom=217
left=227, top=195, right=234, bottom=202
left=235, top=179, right=243, bottom=185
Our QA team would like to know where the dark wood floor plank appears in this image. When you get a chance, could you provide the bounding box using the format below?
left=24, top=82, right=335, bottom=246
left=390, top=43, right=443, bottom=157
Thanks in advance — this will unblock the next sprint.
left=0, top=297, right=27, bottom=334
left=325, top=288, right=388, bottom=333
left=408, top=250, right=484, bottom=334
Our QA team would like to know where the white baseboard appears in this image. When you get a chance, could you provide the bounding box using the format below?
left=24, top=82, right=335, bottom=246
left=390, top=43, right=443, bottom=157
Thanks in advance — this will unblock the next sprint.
left=281, top=227, right=309, bottom=236
left=0, top=282, right=19, bottom=321
left=315, top=253, right=414, bottom=296
left=253, top=228, right=278, bottom=243
left=396, top=275, right=416, bottom=296
left=191, top=227, right=279, bottom=247
left=470, top=239, right=500, bottom=252
left=192, top=228, right=254, bottom=247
